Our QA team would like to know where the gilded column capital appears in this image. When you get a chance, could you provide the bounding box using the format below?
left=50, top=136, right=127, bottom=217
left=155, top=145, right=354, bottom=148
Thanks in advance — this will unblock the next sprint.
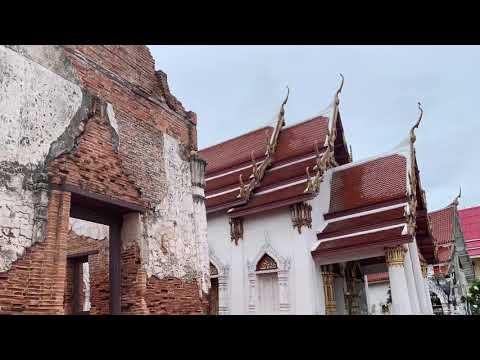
left=385, top=246, right=407, bottom=267
left=420, top=262, right=428, bottom=278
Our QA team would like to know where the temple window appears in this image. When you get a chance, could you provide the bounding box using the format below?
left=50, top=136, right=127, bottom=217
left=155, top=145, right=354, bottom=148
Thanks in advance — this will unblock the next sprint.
left=256, top=254, right=280, bottom=314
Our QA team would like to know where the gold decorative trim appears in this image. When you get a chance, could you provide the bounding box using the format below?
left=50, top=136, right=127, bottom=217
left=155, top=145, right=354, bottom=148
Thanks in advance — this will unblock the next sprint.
left=321, top=264, right=337, bottom=315
left=237, top=87, right=289, bottom=202
left=290, top=202, right=312, bottom=234
left=304, top=74, right=344, bottom=194
left=421, top=262, right=428, bottom=278
left=385, top=246, right=407, bottom=267
left=229, top=217, right=244, bottom=245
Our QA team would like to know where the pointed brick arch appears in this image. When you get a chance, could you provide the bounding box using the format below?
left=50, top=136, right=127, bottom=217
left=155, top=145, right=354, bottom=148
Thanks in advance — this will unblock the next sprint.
left=48, top=98, right=144, bottom=207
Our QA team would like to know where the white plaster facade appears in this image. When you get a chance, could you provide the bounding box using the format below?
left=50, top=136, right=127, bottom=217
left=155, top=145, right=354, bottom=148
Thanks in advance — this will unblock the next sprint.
left=142, top=134, right=210, bottom=293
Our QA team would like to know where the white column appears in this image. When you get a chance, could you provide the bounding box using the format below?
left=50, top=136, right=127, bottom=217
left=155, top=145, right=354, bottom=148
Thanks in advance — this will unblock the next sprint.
left=408, top=241, right=432, bottom=314
left=385, top=246, right=413, bottom=315
left=403, top=246, right=421, bottom=314
left=421, top=263, right=434, bottom=314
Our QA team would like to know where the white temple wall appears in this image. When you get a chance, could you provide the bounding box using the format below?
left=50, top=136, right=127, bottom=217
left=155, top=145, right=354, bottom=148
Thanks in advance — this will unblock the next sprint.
left=367, top=282, right=390, bottom=315
left=207, top=205, right=323, bottom=314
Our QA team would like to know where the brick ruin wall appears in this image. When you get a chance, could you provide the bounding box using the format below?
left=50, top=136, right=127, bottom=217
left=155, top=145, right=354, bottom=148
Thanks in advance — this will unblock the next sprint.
left=0, top=45, right=209, bottom=314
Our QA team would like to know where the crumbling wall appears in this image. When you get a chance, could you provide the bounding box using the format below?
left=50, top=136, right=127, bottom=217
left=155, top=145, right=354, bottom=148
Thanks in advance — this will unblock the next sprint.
left=61, top=46, right=209, bottom=308
left=0, top=45, right=86, bottom=272
left=63, top=226, right=110, bottom=315
left=0, top=45, right=209, bottom=314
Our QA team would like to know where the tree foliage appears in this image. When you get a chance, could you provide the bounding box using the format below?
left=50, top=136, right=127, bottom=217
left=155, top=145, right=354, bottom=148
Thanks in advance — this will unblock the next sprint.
left=465, top=279, right=480, bottom=315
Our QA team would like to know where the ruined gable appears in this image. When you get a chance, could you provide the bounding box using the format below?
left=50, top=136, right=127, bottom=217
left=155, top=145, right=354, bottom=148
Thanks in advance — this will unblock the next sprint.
left=0, top=45, right=209, bottom=314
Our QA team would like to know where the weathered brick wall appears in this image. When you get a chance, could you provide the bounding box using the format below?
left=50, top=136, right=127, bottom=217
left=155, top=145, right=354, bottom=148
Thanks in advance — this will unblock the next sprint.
left=0, top=45, right=209, bottom=315
left=48, top=103, right=144, bottom=207
left=0, top=191, right=70, bottom=314
left=145, top=276, right=208, bottom=315
left=62, top=45, right=197, bottom=151
left=63, top=229, right=109, bottom=315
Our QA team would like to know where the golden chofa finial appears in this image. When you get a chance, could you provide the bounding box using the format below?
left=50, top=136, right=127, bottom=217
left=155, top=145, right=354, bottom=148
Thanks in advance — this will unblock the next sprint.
left=410, top=102, right=423, bottom=144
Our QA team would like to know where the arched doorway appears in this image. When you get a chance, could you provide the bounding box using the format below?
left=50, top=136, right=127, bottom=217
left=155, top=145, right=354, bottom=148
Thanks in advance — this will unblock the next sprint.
left=256, top=254, right=280, bottom=315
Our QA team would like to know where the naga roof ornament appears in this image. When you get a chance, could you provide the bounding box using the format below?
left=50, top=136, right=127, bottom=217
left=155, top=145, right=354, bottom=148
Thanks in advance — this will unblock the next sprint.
left=405, top=102, right=424, bottom=235
left=304, top=74, right=344, bottom=194
left=449, top=187, right=462, bottom=208
left=236, top=86, right=290, bottom=201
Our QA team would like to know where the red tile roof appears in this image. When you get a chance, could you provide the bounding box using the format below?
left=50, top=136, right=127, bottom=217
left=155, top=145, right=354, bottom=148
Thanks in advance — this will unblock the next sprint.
left=429, top=207, right=454, bottom=246
left=312, top=225, right=411, bottom=258
left=200, top=116, right=332, bottom=215
left=459, top=205, right=480, bottom=258
left=328, top=154, right=407, bottom=214
left=367, top=272, right=389, bottom=283
left=312, top=154, right=417, bottom=259
left=200, top=126, right=273, bottom=176
left=200, top=116, right=329, bottom=177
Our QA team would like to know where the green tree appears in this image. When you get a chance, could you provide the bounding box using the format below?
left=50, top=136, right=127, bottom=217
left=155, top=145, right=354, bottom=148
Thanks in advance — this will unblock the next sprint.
left=465, top=279, right=480, bottom=315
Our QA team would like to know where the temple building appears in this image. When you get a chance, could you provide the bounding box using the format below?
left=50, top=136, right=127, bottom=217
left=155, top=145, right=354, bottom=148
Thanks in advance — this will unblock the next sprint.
left=366, top=195, right=475, bottom=315
left=0, top=45, right=209, bottom=314
left=200, top=77, right=437, bottom=315
left=459, top=205, right=480, bottom=280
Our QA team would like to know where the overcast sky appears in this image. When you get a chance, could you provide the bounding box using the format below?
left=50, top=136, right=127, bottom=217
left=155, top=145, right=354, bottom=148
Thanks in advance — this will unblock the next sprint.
left=149, top=45, right=480, bottom=211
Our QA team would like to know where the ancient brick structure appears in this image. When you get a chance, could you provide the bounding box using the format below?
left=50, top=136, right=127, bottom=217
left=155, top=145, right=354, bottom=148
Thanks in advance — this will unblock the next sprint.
left=0, top=45, right=209, bottom=314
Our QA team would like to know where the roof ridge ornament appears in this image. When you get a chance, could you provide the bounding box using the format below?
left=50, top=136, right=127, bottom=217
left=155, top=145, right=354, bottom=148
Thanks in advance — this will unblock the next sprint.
left=236, top=86, right=290, bottom=202
left=304, top=74, right=344, bottom=194
left=410, top=102, right=423, bottom=145
left=449, top=187, right=461, bottom=208
left=405, top=101, right=425, bottom=237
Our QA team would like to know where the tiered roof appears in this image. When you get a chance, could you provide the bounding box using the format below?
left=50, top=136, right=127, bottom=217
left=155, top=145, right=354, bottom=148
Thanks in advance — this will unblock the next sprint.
left=459, top=205, right=480, bottom=259
left=312, top=103, right=435, bottom=263
left=200, top=115, right=350, bottom=216
left=312, top=154, right=413, bottom=259
left=200, top=82, right=435, bottom=264
left=429, top=206, right=456, bottom=275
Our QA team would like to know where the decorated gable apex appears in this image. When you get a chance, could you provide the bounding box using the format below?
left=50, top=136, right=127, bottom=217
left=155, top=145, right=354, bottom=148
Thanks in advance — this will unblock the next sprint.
left=430, top=192, right=475, bottom=280
left=199, top=78, right=350, bottom=217
left=312, top=104, right=436, bottom=264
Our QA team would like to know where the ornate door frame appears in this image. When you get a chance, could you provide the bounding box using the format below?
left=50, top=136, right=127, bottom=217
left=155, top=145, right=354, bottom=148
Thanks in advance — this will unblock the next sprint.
left=209, top=248, right=230, bottom=315
left=247, top=240, right=292, bottom=314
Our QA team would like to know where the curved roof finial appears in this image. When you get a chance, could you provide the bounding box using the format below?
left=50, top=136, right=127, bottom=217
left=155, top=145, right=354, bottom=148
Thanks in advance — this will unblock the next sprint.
left=450, top=187, right=462, bottom=207
left=282, top=86, right=290, bottom=107
left=410, top=102, right=423, bottom=144
left=333, top=74, right=344, bottom=107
